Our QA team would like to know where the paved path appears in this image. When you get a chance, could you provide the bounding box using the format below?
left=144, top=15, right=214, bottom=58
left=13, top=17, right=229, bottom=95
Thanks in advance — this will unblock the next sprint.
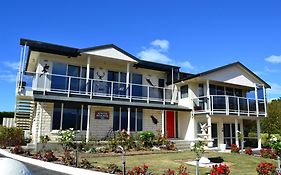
left=0, top=154, right=68, bottom=175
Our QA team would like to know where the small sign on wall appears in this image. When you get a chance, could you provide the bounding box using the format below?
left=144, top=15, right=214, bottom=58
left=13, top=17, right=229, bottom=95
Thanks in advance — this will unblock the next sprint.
left=95, top=111, right=110, bottom=120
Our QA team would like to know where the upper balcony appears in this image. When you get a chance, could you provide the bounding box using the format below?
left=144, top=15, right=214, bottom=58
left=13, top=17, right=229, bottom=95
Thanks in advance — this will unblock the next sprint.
left=19, top=72, right=178, bottom=105
left=192, top=95, right=266, bottom=117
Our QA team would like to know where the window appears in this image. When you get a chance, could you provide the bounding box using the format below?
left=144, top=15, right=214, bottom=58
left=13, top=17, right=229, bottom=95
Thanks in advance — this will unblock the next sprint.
left=210, top=84, right=216, bottom=95
left=180, top=85, right=188, bottom=98
left=216, top=86, right=225, bottom=95
left=52, top=103, right=88, bottom=130
left=80, top=67, right=94, bottom=93
left=52, top=103, right=62, bottom=130
left=132, top=73, right=143, bottom=97
left=51, top=62, right=67, bottom=90
left=113, top=107, right=143, bottom=131
left=68, top=65, right=80, bottom=92
left=108, top=71, right=127, bottom=96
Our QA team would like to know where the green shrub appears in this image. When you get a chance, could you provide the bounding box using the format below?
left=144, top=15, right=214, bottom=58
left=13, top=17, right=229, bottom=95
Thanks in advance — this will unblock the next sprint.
left=137, top=131, right=155, bottom=148
left=0, top=126, right=24, bottom=147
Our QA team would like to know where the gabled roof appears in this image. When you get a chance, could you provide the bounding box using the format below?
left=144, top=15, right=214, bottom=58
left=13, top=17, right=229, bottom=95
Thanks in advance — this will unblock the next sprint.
left=20, top=38, right=178, bottom=72
left=175, top=62, right=271, bottom=88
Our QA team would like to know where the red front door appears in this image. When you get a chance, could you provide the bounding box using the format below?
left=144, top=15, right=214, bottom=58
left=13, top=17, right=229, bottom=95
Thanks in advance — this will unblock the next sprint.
left=166, top=111, right=175, bottom=138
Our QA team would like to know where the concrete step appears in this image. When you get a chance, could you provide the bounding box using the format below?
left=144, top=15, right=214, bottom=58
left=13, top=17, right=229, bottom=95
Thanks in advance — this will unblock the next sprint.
left=171, top=140, right=192, bottom=150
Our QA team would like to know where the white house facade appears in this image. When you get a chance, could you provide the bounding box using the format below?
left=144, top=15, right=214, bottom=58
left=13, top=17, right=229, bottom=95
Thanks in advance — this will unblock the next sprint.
left=14, top=38, right=270, bottom=149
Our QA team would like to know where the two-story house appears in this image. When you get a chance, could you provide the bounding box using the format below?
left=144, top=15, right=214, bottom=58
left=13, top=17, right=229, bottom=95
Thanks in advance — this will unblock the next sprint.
left=14, top=38, right=269, bottom=150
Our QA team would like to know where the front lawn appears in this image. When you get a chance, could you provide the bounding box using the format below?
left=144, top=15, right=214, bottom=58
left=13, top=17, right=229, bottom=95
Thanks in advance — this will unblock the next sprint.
left=81, top=151, right=277, bottom=175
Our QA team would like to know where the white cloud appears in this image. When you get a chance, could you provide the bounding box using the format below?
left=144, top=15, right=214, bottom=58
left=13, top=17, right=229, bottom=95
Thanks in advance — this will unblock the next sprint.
left=0, top=71, right=17, bottom=82
left=182, top=61, right=194, bottom=70
left=137, top=48, right=172, bottom=63
left=265, top=55, right=281, bottom=64
left=267, top=82, right=281, bottom=96
left=150, top=39, right=169, bottom=50
left=3, top=61, right=19, bottom=70
left=137, top=39, right=195, bottom=71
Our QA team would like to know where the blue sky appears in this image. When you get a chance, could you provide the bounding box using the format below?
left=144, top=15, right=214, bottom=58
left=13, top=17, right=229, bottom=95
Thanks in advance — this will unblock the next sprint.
left=0, top=0, right=281, bottom=111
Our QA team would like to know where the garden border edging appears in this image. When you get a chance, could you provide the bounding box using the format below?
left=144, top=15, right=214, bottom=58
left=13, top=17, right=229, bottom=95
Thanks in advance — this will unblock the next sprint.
left=0, top=149, right=109, bottom=175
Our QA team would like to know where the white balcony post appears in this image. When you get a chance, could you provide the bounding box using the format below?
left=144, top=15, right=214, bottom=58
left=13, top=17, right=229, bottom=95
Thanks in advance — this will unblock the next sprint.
left=17, top=46, right=24, bottom=93
left=247, top=99, right=250, bottom=116
left=211, top=96, right=214, bottom=115
left=129, top=83, right=132, bottom=102
left=90, top=79, right=93, bottom=99
left=67, top=77, right=71, bottom=97
left=110, top=81, right=114, bottom=101
left=86, top=105, right=91, bottom=142
left=163, top=88, right=166, bottom=105
left=257, top=119, right=261, bottom=149
left=43, top=74, right=47, bottom=95
left=235, top=118, right=239, bottom=146
left=226, top=96, right=229, bottom=115
left=237, top=97, right=240, bottom=116
left=127, top=107, right=131, bottom=134
left=147, top=86, right=150, bottom=103
left=255, top=84, right=259, bottom=117
left=161, top=110, right=165, bottom=136
left=126, top=63, right=130, bottom=98
left=263, top=85, right=267, bottom=117
left=86, top=56, right=91, bottom=94
left=206, top=80, right=211, bottom=114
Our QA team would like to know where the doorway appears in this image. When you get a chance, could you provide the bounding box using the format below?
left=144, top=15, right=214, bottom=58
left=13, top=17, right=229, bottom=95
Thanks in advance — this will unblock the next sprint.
left=223, top=123, right=240, bottom=148
left=166, top=111, right=175, bottom=138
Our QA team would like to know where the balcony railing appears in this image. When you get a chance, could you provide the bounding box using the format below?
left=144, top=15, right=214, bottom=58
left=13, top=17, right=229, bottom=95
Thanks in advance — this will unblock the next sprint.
left=192, top=95, right=266, bottom=116
left=18, top=72, right=177, bottom=104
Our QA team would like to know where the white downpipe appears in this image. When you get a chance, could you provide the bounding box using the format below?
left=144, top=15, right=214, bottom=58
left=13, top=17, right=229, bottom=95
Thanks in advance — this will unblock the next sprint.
left=86, top=105, right=91, bottom=142
left=127, top=107, right=131, bottom=134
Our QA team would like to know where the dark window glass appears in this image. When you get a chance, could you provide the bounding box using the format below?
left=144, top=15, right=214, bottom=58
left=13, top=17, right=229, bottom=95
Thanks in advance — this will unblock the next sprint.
left=216, top=86, right=225, bottom=95
left=80, top=67, right=94, bottom=93
left=62, top=103, right=81, bottom=130
left=51, top=63, right=67, bottom=90
left=235, top=88, right=242, bottom=97
left=67, top=65, right=80, bottom=91
left=52, top=103, right=62, bottom=130
left=132, top=73, right=143, bottom=97
left=210, top=84, right=216, bottom=95
left=121, top=107, right=128, bottom=130
left=82, top=107, right=88, bottom=130
left=130, top=108, right=136, bottom=131
left=137, top=108, right=143, bottom=131
left=108, top=71, right=119, bottom=81
left=113, top=107, right=120, bottom=131
left=120, top=72, right=127, bottom=83
left=226, top=87, right=234, bottom=96
left=180, top=85, right=188, bottom=98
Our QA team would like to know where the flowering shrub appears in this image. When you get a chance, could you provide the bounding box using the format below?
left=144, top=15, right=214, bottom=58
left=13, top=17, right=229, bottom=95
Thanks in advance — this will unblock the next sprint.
left=61, top=150, right=75, bottom=166
left=127, top=164, right=149, bottom=175
left=110, top=129, right=134, bottom=151
left=138, top=131, right=155, bottom=148
left=230, top=144, right=240, bottom=153
left=33, top=151, right=43, bottom=160
left=57, top=128, right=76, bottom=151
left=10, top=145, right=24, bottom=154
left=269, top=136, right=281, bottom=156
left=245, top=147, right=253, bottom=155
left=256, top=162, right=277, bottom=175
left=162, top=164, right=189, bottom=175
left=210, top=163, right=230, bottom=175
left=0, top=126, right=24, bottom=147
left=43, top=150, right=57, bottom=162
left=191, top=141, right=205, bottom=158
left=260, top=148, right=277, bottom=159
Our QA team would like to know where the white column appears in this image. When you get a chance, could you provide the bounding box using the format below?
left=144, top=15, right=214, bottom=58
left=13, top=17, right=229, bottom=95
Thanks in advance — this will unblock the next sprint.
left=161, top=110, right=165, bottom=136
left=127, top=107, right=131, bottom=134
left=254, top=84, right=259, bottom=116
left=86, top=56, right=91, bottom=93
left=60, top=103, right=64, bottom=130
left=86, top=105, right=91, bottom=142
left=207, top=114, right=212, bottom=140
left=257, top=119, right=261, bottom=149
left=235, top=118, right=239, bottom=146
left=126, top=63, right=130, bottom=98
left=263, top=85, right=267, bottom=117
left=38, top=102, right=43, bottom=142
left=218, top=119, right=224, bottom=149
left=80, top=105, right=84, bottom=131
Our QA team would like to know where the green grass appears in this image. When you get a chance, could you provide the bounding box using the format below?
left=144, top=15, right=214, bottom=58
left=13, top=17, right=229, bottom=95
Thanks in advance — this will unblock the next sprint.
left=81, top=151, right=277, bottom=175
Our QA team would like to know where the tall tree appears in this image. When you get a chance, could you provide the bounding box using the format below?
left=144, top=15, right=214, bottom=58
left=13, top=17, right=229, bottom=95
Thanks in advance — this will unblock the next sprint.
left=261, top=98, right=281, bottom=137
